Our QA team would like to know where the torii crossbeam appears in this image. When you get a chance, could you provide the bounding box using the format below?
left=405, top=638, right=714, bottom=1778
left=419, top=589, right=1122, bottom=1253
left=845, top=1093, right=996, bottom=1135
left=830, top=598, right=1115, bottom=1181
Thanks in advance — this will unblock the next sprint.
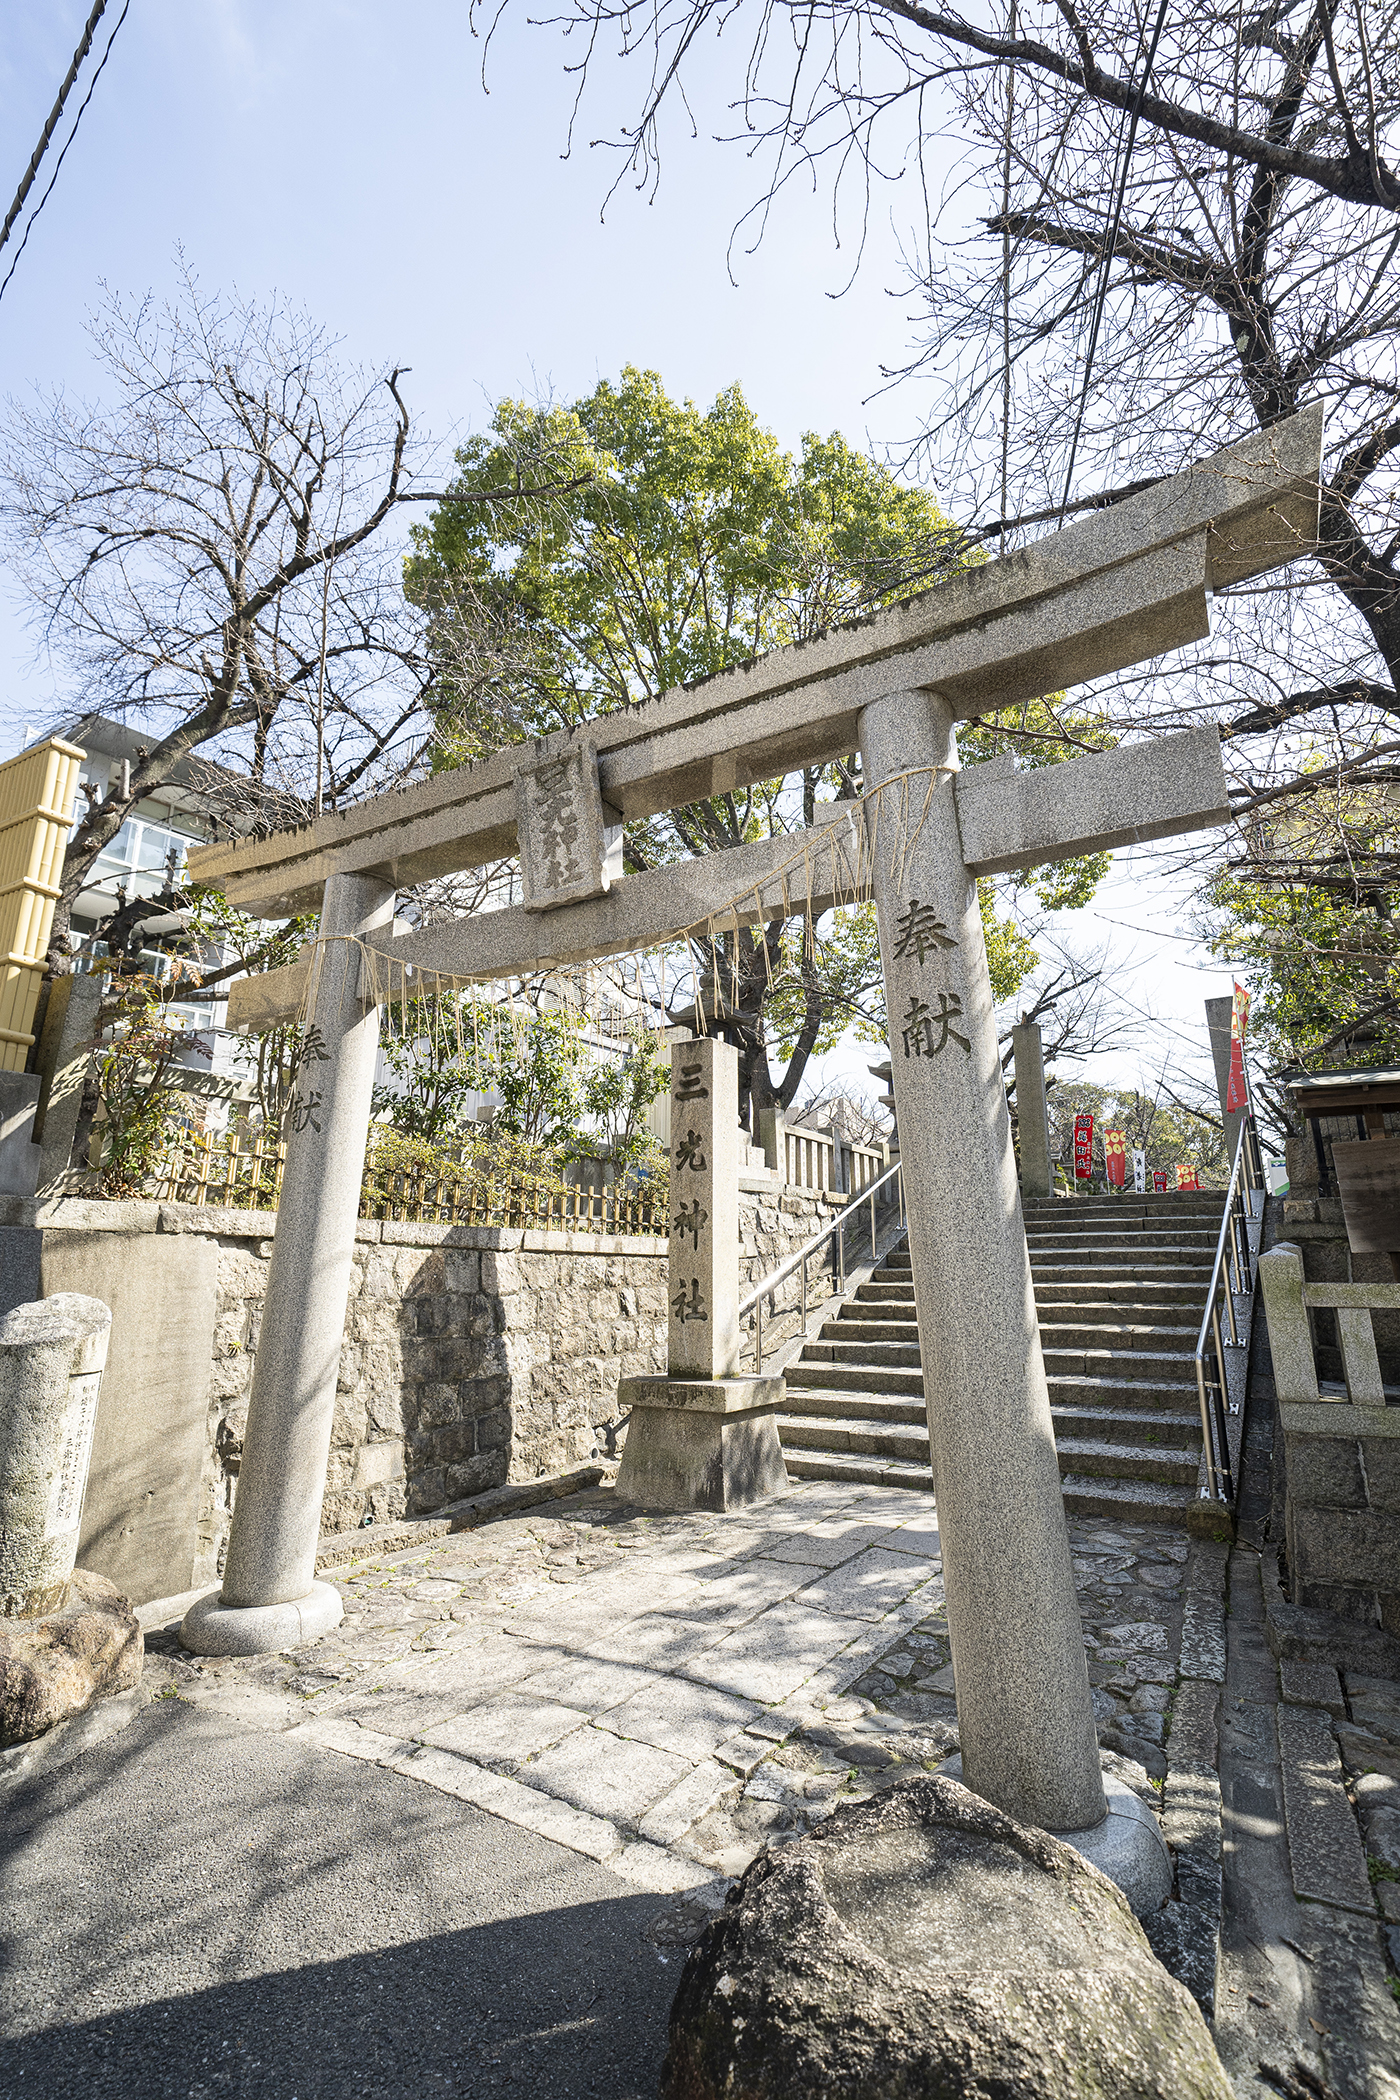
left=178, top=409, right=1322, bottom=1858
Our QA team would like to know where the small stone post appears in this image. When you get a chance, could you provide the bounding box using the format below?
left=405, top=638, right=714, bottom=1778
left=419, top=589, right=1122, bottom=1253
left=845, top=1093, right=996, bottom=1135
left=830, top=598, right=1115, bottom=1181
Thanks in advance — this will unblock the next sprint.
left=182, top=872, right=395, bottom=1656
left=0, top=1294, right=111, bottom=1619
left=1012, top=1022, right=1054, bottom=1201
left=861, top=688, right=1106, bottom=1836
left=617, top=1039, right=787, bottom=1509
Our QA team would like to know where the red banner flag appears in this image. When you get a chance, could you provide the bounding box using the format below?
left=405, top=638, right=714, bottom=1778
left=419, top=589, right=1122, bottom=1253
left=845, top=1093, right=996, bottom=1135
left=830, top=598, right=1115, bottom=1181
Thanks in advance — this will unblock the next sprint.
left=1073, top=1113, right=1094, bottom=1180
left=1104, top=1129, right=1127, bottom=1187
left=1152, top=1168, right=1170, bottom=1193
left=1225, top=991, right=1250, bottom=1113
left=1176, top=1163, right=1201, bottom=1191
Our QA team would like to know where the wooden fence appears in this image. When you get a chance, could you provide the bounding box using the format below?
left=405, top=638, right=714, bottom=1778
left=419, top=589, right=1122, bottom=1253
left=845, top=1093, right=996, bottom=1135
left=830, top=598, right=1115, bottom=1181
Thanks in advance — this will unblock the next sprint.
left=148, top=1128, right=666, bottom=1236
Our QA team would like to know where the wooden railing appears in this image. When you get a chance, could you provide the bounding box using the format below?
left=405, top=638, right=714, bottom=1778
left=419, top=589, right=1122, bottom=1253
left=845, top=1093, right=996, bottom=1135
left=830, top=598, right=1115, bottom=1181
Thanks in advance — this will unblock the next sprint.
left=147, top=1127, right=666, bottom=1236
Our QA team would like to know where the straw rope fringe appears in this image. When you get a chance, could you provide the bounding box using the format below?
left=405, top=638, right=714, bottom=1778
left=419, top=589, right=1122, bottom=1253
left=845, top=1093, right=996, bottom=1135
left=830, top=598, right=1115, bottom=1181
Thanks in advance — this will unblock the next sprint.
left=285, top=764, right=954, bottom=1080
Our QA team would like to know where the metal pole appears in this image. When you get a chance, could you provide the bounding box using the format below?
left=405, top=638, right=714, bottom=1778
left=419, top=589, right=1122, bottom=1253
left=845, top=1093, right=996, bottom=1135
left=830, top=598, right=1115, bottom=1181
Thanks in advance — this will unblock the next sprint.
left=801, top=1250, right=807, bottom=1330
left=869, top=1188, right=876, bottom=1262
left=1194, top=1357, right=1218, bottom=1501
left=756, top=1295, right=763, bottom=1375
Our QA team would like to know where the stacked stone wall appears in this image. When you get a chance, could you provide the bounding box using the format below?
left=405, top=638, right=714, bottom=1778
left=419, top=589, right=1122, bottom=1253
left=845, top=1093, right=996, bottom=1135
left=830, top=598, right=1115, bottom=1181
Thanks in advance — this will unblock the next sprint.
left=3, top=1182, right=848, bottom=1601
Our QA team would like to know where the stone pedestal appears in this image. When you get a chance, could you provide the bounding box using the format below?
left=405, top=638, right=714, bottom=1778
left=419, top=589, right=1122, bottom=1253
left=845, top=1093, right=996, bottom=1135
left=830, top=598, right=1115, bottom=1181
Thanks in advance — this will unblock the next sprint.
left=860, top=689, right=1105, bottom=1836
left=615, top=1038, right=787, bottom=1511
left=615, top=1375, right=787, bottom=1510
left=0, top=1293, right=111, bottom=1620
left=182, top=872, right=395, bottom=1657
left=1011, top=1022, right=1053, bottom=1200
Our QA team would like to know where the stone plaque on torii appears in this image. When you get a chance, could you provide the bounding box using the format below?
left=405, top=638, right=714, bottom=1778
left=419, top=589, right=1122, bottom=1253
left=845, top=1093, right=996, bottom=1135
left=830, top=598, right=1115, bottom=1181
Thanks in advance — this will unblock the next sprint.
left=177, top=410, right=1321, bottom=1857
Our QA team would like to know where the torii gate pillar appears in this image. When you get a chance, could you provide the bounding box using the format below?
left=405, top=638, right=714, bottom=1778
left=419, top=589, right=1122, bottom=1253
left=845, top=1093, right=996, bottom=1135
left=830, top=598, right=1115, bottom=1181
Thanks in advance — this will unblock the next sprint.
left=862, top=689, right=1106, bottom=1836
left=183, top=871, right=395, bottom=1655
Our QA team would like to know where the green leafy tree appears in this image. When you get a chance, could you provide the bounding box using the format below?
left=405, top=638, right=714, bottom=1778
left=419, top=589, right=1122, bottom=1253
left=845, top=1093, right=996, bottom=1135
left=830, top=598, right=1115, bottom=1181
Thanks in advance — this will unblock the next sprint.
left=580, top=1036, right=669, bottom=1169
left=410, top=369, right=1109, bottom=1125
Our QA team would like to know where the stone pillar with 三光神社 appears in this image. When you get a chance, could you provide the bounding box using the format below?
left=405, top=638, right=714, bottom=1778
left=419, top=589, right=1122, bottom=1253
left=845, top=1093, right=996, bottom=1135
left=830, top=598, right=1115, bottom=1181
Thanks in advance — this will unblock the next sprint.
left=617, top=1038, right=787, bottom=1510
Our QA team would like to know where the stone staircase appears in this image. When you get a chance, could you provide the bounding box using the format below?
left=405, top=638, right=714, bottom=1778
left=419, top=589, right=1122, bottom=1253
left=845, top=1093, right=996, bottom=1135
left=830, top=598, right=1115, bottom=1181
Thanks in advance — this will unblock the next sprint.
left=777, top=1191, right=1227, bottom=1525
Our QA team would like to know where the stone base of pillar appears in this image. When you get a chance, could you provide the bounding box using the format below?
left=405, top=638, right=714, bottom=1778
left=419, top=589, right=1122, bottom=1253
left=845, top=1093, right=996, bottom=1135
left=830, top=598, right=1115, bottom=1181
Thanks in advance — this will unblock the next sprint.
left=939, top=1752, right=1171, bottom=1916
left=178, top=1580, right=343, bottom=1657
left=615, top=1376, right=788, bottom=1512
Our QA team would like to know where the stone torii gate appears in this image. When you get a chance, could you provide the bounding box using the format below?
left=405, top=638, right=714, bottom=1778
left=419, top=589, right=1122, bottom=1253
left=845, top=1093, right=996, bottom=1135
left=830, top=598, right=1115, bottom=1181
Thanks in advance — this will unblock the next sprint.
left=178, top=409, right=1321, bottom=1851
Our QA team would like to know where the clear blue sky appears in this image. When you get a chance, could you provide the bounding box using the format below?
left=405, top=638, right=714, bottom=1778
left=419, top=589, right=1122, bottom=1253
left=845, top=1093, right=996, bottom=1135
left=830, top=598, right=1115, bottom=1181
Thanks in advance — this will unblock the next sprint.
left=0, top=1, right=1238, bottom=1108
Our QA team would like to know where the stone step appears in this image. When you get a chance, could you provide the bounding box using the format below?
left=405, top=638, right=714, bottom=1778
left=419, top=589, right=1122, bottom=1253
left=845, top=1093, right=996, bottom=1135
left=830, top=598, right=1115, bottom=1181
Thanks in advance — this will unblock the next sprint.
left=1046, top=1372, right=1202, bottom=1412
left=783, top=1448, right=935, bottom=1492
left=1059, top=1473, right=1197, bottom=1522
left=1050, top=1403, right=1203, bottom=1449
left=1055, top=1436, right=1201, bottom=1486
left=1031, top=1264, right=1212, bottom=1289
left=1026, top=1210, right=1221, bottom=1227
left=822, top=1316, right=921, bottom=1345
left=804, top=1339, right=923, bottom=1370
left=780, top=1388, right=927, bottom=1426
left=1038, top=1319, right=1204, bottom=1352
left=1043, top=1345, right=1195, bottom=1384
left=845, top=1291, right=917, bottom=1316
left=1024, top=1243, right=1217, bottom=1260
left=1034, top=1281, right=1205, bottom=1308
left=784, top=1362, right=926, bottom=1397
left=1028, top=1237, right=1220, bottom=1260
left=778, top=1413, right=929, bottom=1463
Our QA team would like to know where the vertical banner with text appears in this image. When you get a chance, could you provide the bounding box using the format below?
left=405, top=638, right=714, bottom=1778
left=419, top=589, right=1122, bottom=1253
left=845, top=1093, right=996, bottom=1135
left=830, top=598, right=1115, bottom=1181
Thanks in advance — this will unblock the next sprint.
left=1225, top=978, right=1251, bottom=1115
left=1132, top=1148, right=1147, bottom=1194
left=1104, top=1130, right=1127, bottom=1188
left=1073, top=1113, right=1094, bottom=1182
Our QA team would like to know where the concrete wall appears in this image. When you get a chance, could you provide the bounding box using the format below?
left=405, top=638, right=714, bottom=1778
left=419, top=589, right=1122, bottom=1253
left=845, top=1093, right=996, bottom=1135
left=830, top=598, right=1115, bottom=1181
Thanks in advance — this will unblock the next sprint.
left=0, top=1182, right=846, bottom=1605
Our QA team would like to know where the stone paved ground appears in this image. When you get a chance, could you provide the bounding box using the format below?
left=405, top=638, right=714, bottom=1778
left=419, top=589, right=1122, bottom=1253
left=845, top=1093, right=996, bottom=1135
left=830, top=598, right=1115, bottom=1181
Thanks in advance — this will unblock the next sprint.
left=143, top=1480, right=1190, bottom=1906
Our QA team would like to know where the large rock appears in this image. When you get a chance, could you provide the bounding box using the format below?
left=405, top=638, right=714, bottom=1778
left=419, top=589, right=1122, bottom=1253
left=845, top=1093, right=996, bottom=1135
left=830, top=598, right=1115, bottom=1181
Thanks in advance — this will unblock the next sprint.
left=0, top=1568, right=142, bottom=1746
left=661, top=1776, right=1230, bottom=2100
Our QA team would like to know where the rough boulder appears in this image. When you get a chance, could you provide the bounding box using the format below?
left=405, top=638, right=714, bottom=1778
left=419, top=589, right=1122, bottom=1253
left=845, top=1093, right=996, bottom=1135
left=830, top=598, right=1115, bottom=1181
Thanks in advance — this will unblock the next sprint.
left=0, top=1568, right=143, bottom=1746
left=661, top=1774, right=1230, bottom=2100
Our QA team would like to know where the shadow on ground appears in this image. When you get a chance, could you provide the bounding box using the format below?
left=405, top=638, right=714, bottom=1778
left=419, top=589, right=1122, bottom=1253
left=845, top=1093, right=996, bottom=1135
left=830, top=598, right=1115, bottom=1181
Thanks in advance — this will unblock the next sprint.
left=0, top=1701, right=685, bottom=2099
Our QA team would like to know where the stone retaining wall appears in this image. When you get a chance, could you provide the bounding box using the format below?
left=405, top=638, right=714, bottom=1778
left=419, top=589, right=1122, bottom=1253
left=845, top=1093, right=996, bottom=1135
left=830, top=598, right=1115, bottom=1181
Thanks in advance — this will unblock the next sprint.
left=0, top=1183, right=845, bottom=1604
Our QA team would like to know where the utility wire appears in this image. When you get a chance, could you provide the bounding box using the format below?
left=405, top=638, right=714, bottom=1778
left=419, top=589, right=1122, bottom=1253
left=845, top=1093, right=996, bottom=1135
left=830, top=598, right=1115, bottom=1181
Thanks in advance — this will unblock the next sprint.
left=1057, top=0, right=1174, bottom=523
left=0, top=3, right=110, bottom=256
left=0, top=0, right=130, bottom=309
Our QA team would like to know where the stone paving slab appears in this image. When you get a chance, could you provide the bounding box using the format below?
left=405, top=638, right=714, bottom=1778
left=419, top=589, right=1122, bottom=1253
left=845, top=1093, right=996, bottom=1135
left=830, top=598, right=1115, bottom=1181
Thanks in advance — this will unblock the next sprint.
left=142, top=1483, right=1203, bottom=1916
left=1278, top=1703, right=1381, bottom=1916
left=520, top=1723, right=693, bottom=1825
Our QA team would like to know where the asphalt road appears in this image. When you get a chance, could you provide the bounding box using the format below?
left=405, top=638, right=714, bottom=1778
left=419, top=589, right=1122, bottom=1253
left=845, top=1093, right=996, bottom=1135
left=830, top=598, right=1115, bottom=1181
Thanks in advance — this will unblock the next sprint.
left=0, top=1701, right=687, bottom=2099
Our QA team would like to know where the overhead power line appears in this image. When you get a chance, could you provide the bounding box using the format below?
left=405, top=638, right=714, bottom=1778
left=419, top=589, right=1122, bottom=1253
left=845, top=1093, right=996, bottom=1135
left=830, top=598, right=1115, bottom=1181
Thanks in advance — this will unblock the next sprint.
left=0, top=0, right=131, bottom=308
left=0, top=3, right=111, bottom=255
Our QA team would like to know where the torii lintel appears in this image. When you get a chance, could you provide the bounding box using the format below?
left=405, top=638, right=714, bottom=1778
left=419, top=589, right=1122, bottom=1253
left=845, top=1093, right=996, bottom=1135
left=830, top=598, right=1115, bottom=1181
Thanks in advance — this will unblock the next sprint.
left=189, top=409, right=1322, bottom=919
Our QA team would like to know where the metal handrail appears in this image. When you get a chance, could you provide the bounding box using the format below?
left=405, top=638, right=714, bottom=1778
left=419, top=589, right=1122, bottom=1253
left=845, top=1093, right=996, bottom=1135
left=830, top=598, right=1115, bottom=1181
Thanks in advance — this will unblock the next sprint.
left=1193, top=1113, right=1265, bottom=1504
left=740, top=1157, right=905, bottom=1375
